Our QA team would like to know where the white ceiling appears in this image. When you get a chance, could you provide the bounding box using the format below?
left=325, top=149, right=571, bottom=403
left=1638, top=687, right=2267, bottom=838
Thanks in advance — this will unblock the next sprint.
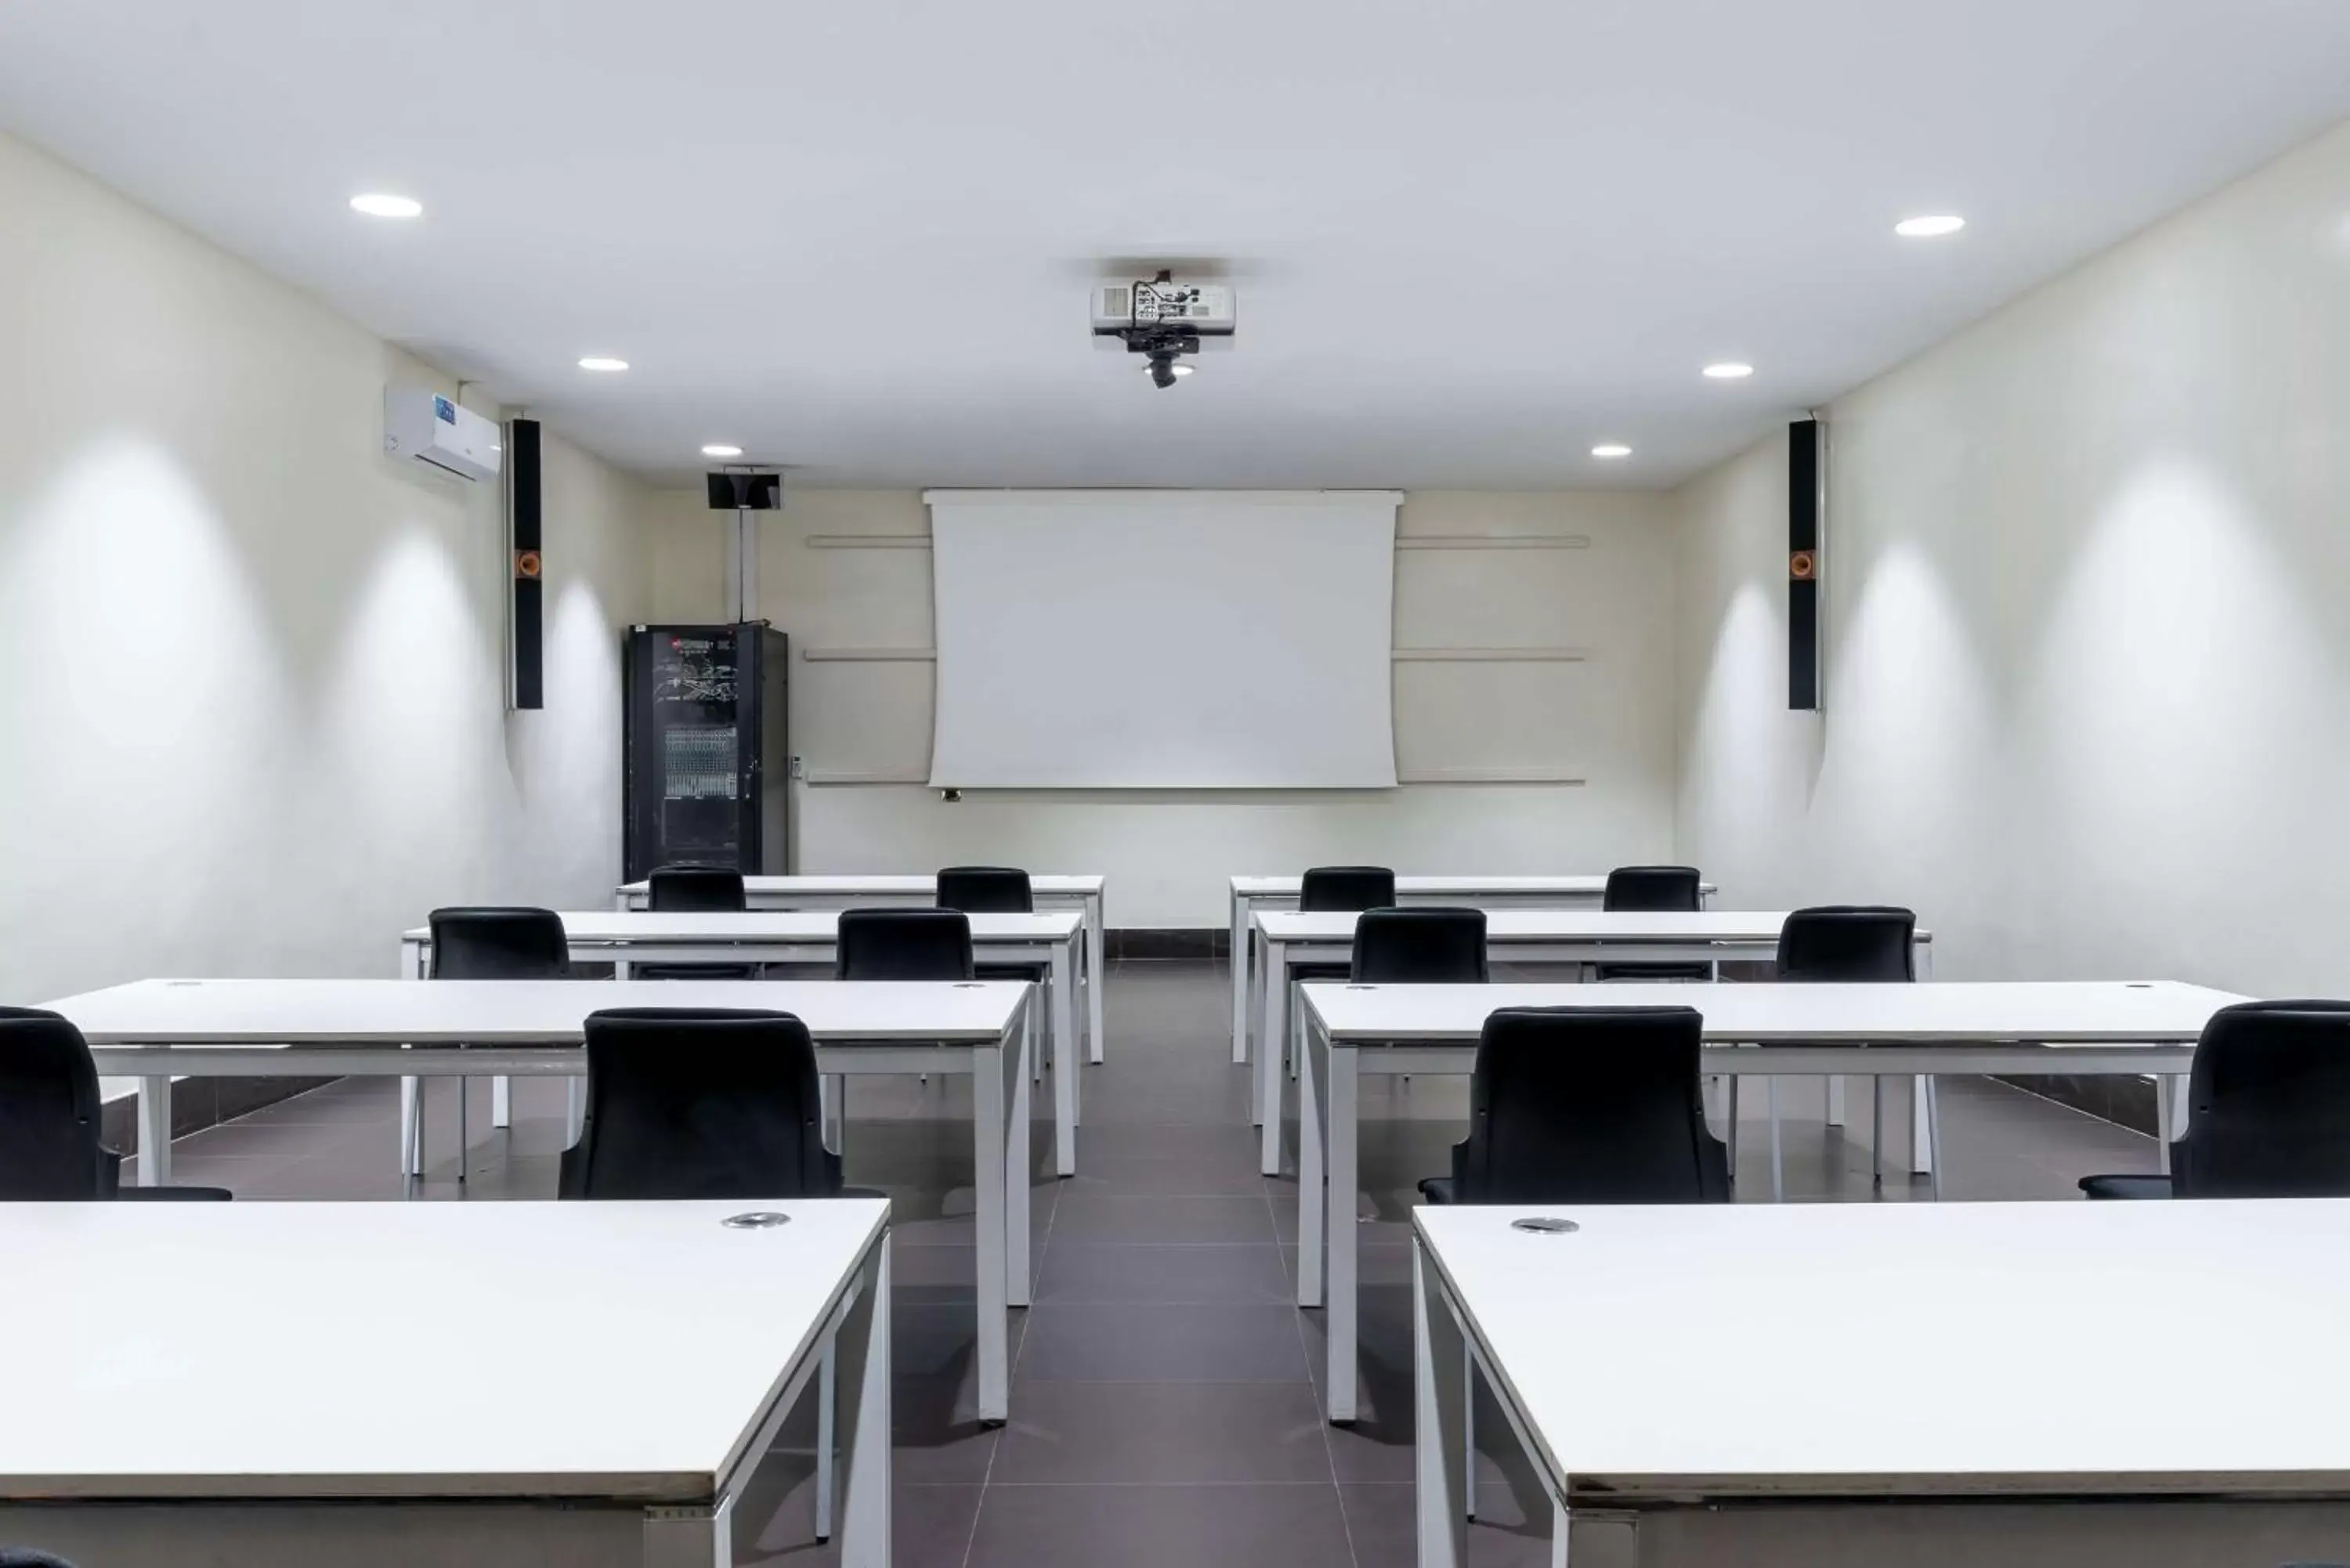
left=5, top=0, right=2350, bottom=490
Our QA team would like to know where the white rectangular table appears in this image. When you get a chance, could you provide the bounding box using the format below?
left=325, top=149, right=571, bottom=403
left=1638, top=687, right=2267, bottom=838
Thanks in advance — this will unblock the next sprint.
left=0, top=1198, right=890, bottom=1568
left=1252, top=909, right=1927, bottom=1174
left=1228, top=873, right=1716, bottom=1065
left=42, top=976, right=1034, bottom=1422
left=405, top=909, right=1086, bottom=1176
left=623, top=873, right=1108, bottom=1065
left=1414, top=1201, right=2350, bottom=1568
left=1300, top=978, right=2244, bottom=1422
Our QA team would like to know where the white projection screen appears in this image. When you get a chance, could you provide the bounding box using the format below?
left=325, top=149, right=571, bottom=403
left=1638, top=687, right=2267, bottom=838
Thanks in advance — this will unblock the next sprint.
left=926, top=490, right=1401, bottom=789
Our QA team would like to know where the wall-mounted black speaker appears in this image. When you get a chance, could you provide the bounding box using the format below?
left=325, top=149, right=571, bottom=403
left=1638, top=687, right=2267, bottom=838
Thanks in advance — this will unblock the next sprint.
left=1788, top=417, right=1822, bottom=712
left=507, top=417, right=544, bottom=711
left=707, top=471, right=783, bottom=510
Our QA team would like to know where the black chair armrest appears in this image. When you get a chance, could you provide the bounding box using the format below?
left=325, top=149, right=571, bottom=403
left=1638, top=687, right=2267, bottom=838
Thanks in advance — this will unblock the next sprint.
left=118, top=1185, right=233, bottom=1201
left=557, top=1140, right=588, bottom=1199
left=2079, top=1172, right=2175, bottom=1200
left=1698, top=1130, right=1733, bottom=1202
left=1416, top=1176, right=1459, bottom=1204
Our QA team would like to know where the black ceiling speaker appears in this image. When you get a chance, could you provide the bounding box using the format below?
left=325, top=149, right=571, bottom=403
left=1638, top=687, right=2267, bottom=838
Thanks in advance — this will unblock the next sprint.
left=1788, top=417, right=1823, bottom=712
left=707, top=471, right=783, bottom=510
left=507, top=417, right=544, bottom=711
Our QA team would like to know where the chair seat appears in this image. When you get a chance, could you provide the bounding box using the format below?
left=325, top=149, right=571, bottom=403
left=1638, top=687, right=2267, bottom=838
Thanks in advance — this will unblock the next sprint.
left=2079, top=1172, right=2176, bottom=1200
left=974, top=961, right=1049, bottom=981
left=118, top=1185, right=234, bottom=1201
left=1290, top=960, right=1351, bottom=981
left=1418, top=1175, right=1460, bottom=1205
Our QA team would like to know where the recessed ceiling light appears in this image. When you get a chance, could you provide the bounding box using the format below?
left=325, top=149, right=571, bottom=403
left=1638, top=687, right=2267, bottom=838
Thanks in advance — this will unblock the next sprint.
left=1702, top=363, right=1755, bottom=381
left=1141, top=362, right=1195, bottom=378
left=1895, top=214, right=1967, bottom=238
left=1591, top=443, right=1632, bottom=459
left=701, top=444, right=744, bottom=458
left=577, top=356, right=630, bottom=373
left=349, top=193, right=422, bottom=219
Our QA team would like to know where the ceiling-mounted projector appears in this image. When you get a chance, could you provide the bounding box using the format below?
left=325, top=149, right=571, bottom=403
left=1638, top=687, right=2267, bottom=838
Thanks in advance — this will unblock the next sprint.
left=1091, top=269, right=1235, bottom=388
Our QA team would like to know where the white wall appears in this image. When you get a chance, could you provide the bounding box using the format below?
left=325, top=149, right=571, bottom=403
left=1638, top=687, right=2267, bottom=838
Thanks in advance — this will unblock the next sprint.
left=651, top=488, right=1680, bottom=926
left=0, top=131, right=650, bottom=1003
left=1675, top=117, right=2350, bottom=994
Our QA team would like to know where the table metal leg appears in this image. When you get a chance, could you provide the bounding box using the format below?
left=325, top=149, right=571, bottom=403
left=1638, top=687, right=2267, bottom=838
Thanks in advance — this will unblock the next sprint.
left=1826, top=1074, right=1846, bottom=1128
left=973, top=1035, right=1012, bottom=1424
left=1726, top=1076, right=1741, bottom=1183
left=1010, top=999, right=1034, bottom=1310
left=400, top=1073, right=422, bottom=1177
left=1051, top=943, right=1079, bottom=1177
left=1258, top=941, right=1287, bottom=1173
left=454, top=1073, right=468, bottom=1188
left=1323, top=1039, right=1360, bottom=1422
left=1911, top=1074, right=1935, bottom=1176
left=136, top=1075, right=172, bottom=1187
left=491, top=1074, right=512, bottom=1129
left=566, top=1075, right=587, bottom=1146
left=1086, top=891, right=1107, bottom=1064
left=2157, top=1073, right=2178, bottom=1173
left=1871, top=1074, right=1885, bottom=1190
left=815, top=1342, right=837, bottom=1542
left=1297, top=1013, right=1326, bottom=1308
left=1231, top=891, right=1252, bottom=1064
left=1767, top=1077, right=1784, bottom=1202
left=1415, top=1242, right=1472, bottom=1568
left=1924, top=1075, right=1944, bottom=1201
left=836, top=1240, right=894, bottom=1568
left=1463, top=1340, right=1477, bottom=1520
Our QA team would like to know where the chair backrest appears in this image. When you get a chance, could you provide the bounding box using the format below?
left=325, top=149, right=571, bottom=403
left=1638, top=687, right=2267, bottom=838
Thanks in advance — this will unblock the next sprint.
left=564, top=1009, right=837, bottom=1199
left=1774, top=906, right=1915, bottom=982
left=936, top=866, right=1034, bottom=915
left=1603, top=865, right=1703, bottom=912
left=428, top=907, right=573, bottom=979
left=2176, top=1000, right=2350, bottom=1198
left=647, top=865, right=748, bottom=912
left=1459, top=1006, right=1723, bottom=1204
left=834, top=908, right=975, bottom=981
left=0, top=1007, right=110, bottom=1199
left=1300, top=865, right=1396, bottom=913
left=1350, top=908, right=1488, bottom=984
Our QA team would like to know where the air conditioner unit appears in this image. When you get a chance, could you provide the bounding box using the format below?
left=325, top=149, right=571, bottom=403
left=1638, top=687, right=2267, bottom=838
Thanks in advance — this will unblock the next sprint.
left=384, top=387, right=503, bottom=482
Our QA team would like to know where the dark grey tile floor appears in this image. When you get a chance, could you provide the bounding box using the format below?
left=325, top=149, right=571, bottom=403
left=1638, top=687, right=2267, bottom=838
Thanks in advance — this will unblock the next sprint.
left=132, top=959, right=2160, bottom=1568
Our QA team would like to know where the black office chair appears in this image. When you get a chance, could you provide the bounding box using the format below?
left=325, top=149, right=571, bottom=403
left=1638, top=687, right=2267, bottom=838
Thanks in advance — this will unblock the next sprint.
left=1777, top=905, right=1918, bottom=982
left=0, top=1008, right=231, bottom=1201
left=1419, top=1006, right=1729, bottom=1204
left=1300, top=866, right=1397, bottom=913
left=642, top=864, right=759, bottom=981
left=938, top=865, right=1049, bottom=974
left=557, top=1006, right=874, bottom=1546
left=418, top=906, right=573, bottom=1183
left=1596, top=864, right=1711, bottom=981
left=649, top=864, right=749, bottom=911
left=834, top=909, right=975, bottom=980
left=428, top=905, right=574, bottom=979
left=558, top=1008, right=853, bottom=1199
left=2081, top=999, right=2350, bottom=1199
left=1350, top=907, right=1489, bottom=984
left=937, top=866, right=1034, bottom=915
left=1770, top=905, right=1918, bottom=1193
left=1289, top=865, right=1397, bottom=981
